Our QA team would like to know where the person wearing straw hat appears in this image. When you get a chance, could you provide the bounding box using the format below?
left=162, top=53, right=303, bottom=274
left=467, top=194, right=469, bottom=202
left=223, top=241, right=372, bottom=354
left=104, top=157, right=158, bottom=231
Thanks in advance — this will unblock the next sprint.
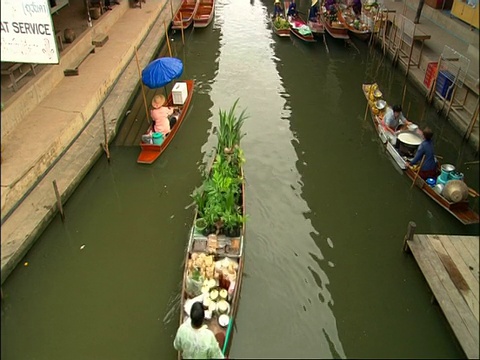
left=273, top=0, right=284, bottom=18
left=141, top=94, right=179, bottom=143
left=309, top=0, right=319, bottom=21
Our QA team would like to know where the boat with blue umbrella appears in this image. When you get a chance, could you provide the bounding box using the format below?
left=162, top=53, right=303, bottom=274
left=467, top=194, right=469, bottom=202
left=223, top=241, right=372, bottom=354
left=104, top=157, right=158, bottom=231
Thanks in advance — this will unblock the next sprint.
left=137, top=57, right=194, bottom=164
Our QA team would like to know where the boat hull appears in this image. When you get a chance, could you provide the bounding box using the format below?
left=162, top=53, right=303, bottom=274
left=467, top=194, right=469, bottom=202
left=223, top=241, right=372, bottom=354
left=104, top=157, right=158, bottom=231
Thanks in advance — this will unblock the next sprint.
left=289, top=17, right=316, bottom=42
left=172, top=0, right=200, bottom=29
left=137, top=80, right=194, bottom=164
left=320, top=13, right=349, bottom=39
left=272, top=19, right=291, bottom=37
left=361, top=83, right=479, bottom=225
left=178, top=168, right=246, bottom=359
left=193, top=0, right=215, bottom=28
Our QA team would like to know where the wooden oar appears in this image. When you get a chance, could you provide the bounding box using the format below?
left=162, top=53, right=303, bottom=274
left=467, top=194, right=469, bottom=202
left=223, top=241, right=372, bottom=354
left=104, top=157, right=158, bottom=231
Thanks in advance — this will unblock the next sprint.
left=410, top=155, right=425, bottom=189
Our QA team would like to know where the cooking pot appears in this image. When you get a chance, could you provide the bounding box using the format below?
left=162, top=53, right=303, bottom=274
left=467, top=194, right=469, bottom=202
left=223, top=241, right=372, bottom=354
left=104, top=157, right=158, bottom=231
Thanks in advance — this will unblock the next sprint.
left=397, top=131, right=422, bottom=157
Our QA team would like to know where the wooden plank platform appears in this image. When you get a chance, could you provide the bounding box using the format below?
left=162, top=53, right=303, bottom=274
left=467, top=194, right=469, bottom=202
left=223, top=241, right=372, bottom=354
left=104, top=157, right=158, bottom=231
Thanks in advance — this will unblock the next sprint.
left=406, top=233, right=479, bottom=359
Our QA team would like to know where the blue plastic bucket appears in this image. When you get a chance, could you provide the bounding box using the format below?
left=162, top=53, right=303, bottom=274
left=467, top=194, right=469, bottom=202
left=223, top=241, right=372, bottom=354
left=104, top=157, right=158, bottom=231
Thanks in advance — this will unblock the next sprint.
left=152, top=132, right=164, bottom=145
left=426, top=178, right=436, bottom=187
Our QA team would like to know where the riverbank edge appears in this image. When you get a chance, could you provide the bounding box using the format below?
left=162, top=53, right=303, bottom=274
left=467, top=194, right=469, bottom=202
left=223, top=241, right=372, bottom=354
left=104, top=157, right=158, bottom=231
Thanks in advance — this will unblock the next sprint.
left=0, top=0, right=180, bottom=285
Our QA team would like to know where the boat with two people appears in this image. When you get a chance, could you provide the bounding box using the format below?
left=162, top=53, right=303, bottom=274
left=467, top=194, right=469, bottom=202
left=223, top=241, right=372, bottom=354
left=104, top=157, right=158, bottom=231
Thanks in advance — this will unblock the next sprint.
left=361, top=83, right=479, bottom=225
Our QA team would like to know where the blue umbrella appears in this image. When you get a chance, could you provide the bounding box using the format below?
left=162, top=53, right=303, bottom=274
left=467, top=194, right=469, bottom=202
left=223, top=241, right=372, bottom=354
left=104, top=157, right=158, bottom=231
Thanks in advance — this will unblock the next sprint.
left=141, top=57, right=184, bottom=89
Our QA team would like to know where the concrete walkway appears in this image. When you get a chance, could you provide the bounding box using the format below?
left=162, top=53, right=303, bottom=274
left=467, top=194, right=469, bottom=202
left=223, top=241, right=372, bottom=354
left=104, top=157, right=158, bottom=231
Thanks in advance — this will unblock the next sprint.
left=1, top=0, right=181, bottom=284
left=0, top=0, right=478, bottom=285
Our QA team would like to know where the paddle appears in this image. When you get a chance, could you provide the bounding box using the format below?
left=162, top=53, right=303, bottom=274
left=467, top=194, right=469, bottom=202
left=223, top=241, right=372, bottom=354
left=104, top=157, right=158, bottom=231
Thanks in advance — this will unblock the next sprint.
left=410, top=155, right=425, bottom=189
left=222, top=318, right=234, bottom=355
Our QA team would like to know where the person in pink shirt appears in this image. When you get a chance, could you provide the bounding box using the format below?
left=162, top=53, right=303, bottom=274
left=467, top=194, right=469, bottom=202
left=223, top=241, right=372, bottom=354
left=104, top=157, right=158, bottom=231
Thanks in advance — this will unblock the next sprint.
left=142, top=94, right=179, bottom=144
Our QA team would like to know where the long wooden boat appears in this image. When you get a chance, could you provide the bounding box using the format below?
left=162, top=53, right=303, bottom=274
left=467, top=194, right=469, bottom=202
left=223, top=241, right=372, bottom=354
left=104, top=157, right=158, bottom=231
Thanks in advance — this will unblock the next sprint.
left=178, top=168, right=246, bottom=359
left=336, top=8, right=371, bottom=41
left=361, top=83, right=479, bottom=225
left=272, top=17, right=291, bottom=37
left=307, top=18, right=325, bottom=35
left=172, top=0, right=200, bottom=30
left=320, top=12, right=349, bottom=40
left=137, top=80, right=194, bottom=164
left=193, top=0, right=215, bottom=28
left=288, top=16, right=316, bottom=43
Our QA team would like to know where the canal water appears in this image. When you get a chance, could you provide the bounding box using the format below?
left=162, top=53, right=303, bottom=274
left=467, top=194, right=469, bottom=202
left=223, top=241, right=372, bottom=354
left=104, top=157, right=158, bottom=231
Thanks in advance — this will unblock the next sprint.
left=2, top=0, right=479, bottom=358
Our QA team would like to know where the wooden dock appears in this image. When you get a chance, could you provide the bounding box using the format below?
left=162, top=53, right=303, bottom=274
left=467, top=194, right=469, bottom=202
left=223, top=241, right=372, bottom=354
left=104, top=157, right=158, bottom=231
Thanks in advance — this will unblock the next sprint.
left=403, top=222, right=479, bottom=359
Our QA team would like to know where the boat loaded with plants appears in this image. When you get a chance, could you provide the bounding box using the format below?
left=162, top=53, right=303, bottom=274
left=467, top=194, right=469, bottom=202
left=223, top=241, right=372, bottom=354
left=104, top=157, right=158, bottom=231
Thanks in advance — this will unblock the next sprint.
left=178, top=100, right=247, bottom=359
left=272, top=16, right=291, bottom=37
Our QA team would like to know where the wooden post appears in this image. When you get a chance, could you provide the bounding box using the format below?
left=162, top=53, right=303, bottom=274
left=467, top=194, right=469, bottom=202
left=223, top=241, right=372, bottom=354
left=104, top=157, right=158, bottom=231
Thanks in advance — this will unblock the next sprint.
left=53, top=180, right=65, bottom=222
left=164, top=21, right=173, bottom=57
left=134, top=47, right=151, bottom=126
left=403, top=221, right=416, bottom=253
left=464, top=99, right=479, bottom=141
left=180, top=12, right=185, bottom=45
left=102, top=107, right=110, bottom=162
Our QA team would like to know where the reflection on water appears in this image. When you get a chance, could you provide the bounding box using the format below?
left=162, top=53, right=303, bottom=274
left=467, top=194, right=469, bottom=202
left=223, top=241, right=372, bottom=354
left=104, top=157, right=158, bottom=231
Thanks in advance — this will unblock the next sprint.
left=1, top=0, right=477, bottom=358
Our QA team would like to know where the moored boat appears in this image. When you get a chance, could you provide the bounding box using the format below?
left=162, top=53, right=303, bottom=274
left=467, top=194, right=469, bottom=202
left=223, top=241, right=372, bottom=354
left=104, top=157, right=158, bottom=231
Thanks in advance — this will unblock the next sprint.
left=336, top=7, right=371, bottom=41
left=193, top=0, right=215, bottom=28
left=178, top=101, right=248, bottom=358
left=288, top=16, right=316, bottom=42
left=361, top=83, right=479, bottom=225
left=320, top=1, right=349, bottom=40
left=272, top=16, right=291, bottom=37
left=307, top=18, right=325, bottom=35
left=172, top=0, right=201, bottom=30
left=137, top=80, right=194, bottom=164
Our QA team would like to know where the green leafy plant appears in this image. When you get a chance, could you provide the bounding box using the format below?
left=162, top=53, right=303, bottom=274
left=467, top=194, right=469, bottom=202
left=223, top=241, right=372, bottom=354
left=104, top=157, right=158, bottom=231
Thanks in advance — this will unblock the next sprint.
left=217, top=99, right=248, bottom=154
left=274, top=17, right=290, bottom=30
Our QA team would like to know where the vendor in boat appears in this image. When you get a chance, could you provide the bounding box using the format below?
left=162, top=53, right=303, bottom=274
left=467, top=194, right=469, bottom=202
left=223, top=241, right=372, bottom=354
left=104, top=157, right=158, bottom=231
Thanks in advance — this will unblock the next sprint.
left=142, top=94, right=180, bottom=143
left=383, top=104, right=412, bottom=132
left=349, top=0, right=362, bottom=16
left=273, top=0, right=284, bottom=18
left=324, top=0, right=337, bottom=12
left=287, top=0, right=298, bottom=18
left=406, top=127, right=438, bottom=180
left=174, top=302, right=225, bottom=359
left=309, top=0, right=320, bottom=21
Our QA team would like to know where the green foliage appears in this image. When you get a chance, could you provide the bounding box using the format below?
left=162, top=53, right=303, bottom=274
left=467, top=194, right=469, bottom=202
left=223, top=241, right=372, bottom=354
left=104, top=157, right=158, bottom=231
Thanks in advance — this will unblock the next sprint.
left=217, top=98, right=247, bottom=153
left=274, top=17, right=290, bottom=30
left=191, top=100, right=248, bottom=235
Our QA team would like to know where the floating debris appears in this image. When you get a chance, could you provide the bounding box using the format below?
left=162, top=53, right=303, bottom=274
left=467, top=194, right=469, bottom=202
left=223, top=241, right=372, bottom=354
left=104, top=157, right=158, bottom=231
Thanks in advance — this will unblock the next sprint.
left=80, top=245, right=86, bottom=250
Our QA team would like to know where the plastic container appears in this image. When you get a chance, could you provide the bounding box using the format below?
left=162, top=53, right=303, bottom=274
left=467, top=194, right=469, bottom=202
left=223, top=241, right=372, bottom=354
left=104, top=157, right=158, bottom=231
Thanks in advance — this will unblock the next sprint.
left=449, top=171, right=464, bottom=181
left=172, top=82, right=188, bottom=105
left=439, top=164, right=455, bottom=182
left=426, top=178, right=436, bottom=187
left=152, top=132, right=164, bottom=145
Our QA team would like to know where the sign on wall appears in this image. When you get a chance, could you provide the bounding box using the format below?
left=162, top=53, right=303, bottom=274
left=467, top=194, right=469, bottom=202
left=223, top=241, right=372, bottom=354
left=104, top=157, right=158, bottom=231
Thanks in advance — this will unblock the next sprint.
left=1, top=0, right=59, bottom=64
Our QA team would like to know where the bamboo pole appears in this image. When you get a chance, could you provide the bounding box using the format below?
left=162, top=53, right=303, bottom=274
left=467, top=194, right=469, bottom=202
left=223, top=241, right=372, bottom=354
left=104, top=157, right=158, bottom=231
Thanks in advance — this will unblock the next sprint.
left=170, top=0, right=174, bottom=18
left=180, top=12, right=185, bottom=45
left=53, top=180, right=65, bottom=222
left=410, top=155, right=425, bottom=189
left=102, top=107, right=110, bottom=162
left=164, top=22, right=173, bottom=57
left=134, top=47, right=151, bottom=126
left=364, top=101, right=370, bottom=122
